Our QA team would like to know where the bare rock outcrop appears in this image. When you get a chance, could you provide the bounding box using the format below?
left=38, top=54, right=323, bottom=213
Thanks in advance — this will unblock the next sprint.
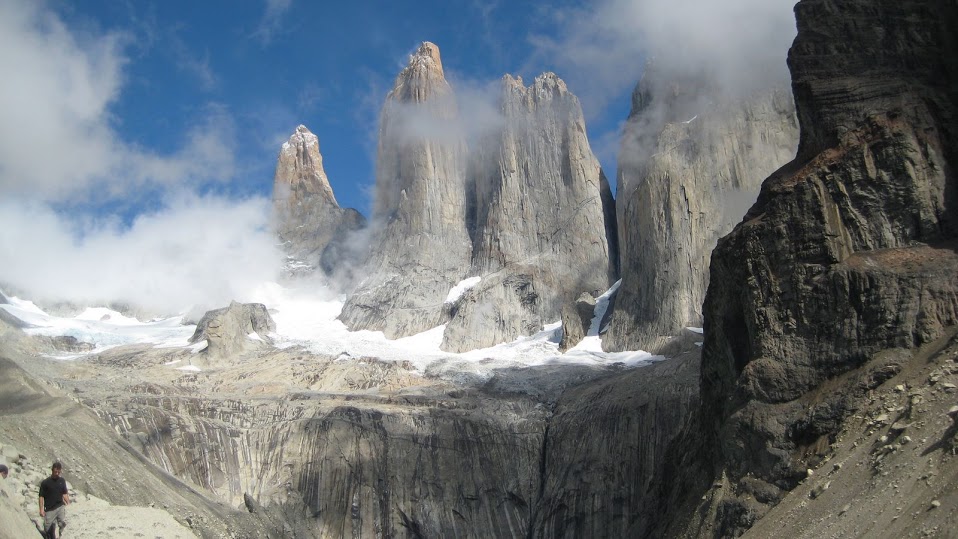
left=605, top=66, right=798, bottom=354
left=272, top=125, right=365, bottom=278
left=441, top=73, right=617, bottom=352
left=532, top=352, right=700, bottom=537
left=339, top=42, right=473, bottom=338
left=189, top=301, right=276, bottom=361
left=559, top=292, right=596, bottom=352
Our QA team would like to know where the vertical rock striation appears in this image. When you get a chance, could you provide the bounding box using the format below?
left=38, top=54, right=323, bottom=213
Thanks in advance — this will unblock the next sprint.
left=272, top=125, right=365, bottom=278
left=340, top=44, right=617, bottom=351
left=441, top=73, right=617, bottom=352
left=605, top=65, right=798, bottom=353
left=339, top=42, right=473, bottom=338
left=532, top=353, right=700, bottom=538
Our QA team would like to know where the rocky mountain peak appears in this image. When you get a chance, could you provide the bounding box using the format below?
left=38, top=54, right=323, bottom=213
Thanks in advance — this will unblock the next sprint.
left=273, top=124, right=337, bottom=208
left=339, top=41, right=472, bottom=338
left=412, top=41, right=442, bottom=73
left=271, top=125, right=365, bottom=278
left=389, top=41, right=449, bottom=103
left=501, top=72, right=571, bottom=105
left=440, top=69, right=617, bottom=352
left=282, top=124, right=318, bottom=152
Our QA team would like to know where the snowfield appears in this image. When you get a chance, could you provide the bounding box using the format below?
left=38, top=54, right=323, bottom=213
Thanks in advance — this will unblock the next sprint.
left=0, top=280, right=661, bottom=374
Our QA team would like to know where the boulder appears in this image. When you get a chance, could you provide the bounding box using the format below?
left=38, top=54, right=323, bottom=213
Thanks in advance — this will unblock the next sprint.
left=189, top=302, right=276, bottom=361
left=559, top=292, right=596, bottom=351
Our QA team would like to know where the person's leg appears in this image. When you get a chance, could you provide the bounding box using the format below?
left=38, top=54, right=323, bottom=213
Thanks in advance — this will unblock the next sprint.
left=43, top=506, right=65, bottom=538
left=43, top=508, right=57, bottom=538
left=57, top=505, right=67, bottom=532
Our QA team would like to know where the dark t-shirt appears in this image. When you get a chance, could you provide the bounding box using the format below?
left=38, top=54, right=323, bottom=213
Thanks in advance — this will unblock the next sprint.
left=39, top=476, right=68, bottom=511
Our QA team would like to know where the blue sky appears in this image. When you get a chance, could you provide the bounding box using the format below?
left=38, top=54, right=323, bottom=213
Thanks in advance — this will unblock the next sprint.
left=26, top=0, right=641, bottom=218
left=0, top=0, right=797, bottom=312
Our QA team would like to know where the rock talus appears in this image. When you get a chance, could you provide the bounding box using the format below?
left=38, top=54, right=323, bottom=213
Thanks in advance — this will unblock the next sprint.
left=339, top=42, right=473, bottom=338
left=605, top=66, right=799, bottom=354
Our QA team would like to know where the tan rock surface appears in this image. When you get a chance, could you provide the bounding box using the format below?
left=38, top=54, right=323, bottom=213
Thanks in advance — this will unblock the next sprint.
left=340, top=42, right=473, bottom=339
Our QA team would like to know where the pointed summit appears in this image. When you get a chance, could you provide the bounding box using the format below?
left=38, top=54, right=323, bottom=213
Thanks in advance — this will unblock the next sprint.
left=339, top=41, right=472, bottom=338
left=440, top=71, right=618, bottom=352
left=274, top=124, right=337, bottom=209
left=388, top=41, right=450, bottom=104
left=271, top=125, right=365, bottom=278
left=411, top=41, right=443, bottom=76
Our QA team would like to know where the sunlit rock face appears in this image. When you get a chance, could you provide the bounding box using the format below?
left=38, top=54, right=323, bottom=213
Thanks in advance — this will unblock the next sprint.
left=340, top=44, right=618, bottom=352
left=339, top=42, right=474, bottom=339
left=271, top=125, right=365, bottom=278
left=68, top=337, right=697, bottom=539
left=441, top=73, right=618, bottom=353
left=604, top=65, right=799, bottom=354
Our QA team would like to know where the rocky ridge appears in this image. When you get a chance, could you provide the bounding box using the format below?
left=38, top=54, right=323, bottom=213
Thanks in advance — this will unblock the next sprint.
left=657, top=0, right=958, bottom=535
left=3, top=1, right=957, bottom=538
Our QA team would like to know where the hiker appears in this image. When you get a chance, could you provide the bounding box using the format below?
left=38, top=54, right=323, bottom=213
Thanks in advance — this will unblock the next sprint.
left=0, top=463, right=8, bottom=478
left=38, top=461, right=69, bottom=538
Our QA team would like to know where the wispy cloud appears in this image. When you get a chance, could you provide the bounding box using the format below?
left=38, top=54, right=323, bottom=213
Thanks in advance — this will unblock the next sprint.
left=253, top=0, right=293, bottom=46
left=170, top=29, right=218, bottom=91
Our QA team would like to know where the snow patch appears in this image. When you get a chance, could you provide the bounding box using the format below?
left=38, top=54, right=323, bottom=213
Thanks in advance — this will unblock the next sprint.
left=445, top=277, right=481, bottom=304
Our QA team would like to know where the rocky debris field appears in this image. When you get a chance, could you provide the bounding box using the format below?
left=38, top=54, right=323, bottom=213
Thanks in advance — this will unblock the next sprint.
left=743, top=332, right=958, bottom=538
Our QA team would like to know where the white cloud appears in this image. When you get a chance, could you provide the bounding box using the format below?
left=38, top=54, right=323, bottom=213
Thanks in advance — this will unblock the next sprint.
left=0, top=0, right=235, bottom=203
left=0, top=1, right=277, bottom=314
left=530, top=0, right=798, bottom=115
left=0, top=194, right=283, bottom=315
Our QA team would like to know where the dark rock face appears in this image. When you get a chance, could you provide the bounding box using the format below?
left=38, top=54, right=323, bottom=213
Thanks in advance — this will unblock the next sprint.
left=694, top=0, right=958, bottom=533
left=272, top=125, right=366, bottom=278
left=605, top=65, right=798, bottom=354
left=532, top=354, right=700, bottom=538
left=558, top=292, right=596, bottom=351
